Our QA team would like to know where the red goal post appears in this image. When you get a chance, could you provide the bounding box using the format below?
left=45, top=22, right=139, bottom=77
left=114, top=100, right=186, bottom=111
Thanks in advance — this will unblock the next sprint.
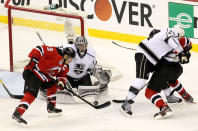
left=4, top=0, right=85, bottom=72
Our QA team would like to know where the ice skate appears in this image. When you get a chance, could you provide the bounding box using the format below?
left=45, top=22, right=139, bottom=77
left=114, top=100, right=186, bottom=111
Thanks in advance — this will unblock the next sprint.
left=120, top=99, right=134, bottom=117
left=12, top=108, right=27, bottom=125
left=181, top=92, right=194, bottom=103
left=154, top=105, right=172, bottom=119
left=166, top=94, right=182, bottom=103
left=47, top=102, right=62, bottom=117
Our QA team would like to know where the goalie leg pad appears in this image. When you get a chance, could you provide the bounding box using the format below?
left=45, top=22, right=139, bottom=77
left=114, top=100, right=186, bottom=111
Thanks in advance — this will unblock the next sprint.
left=78, top=85, right=100, bottom=103
left=56, top=89, right=76, bottom=104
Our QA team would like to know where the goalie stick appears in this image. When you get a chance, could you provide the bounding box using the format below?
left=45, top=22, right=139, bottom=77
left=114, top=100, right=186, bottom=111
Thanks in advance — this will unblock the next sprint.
left=112, top=41, right=136, bottom=51
left=0, top=78, right=24, bottom=99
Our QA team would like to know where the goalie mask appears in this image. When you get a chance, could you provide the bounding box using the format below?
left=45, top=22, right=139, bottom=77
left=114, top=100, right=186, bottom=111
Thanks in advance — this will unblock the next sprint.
left=74, top=36, right=88, bottom=57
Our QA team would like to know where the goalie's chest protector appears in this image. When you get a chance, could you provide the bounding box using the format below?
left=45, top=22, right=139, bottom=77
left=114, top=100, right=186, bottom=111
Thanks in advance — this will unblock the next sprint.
left=67, top=48, right=96, bottom=79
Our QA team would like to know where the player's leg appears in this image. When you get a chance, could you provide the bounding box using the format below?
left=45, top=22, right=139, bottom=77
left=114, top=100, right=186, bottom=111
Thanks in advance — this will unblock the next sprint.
left=46, top=83, right=63, bottom=117
left=121, top=53, right=154, bottom=115
left=12, top=70, right=42, bottom=124
left=162, top=83, right=182, bottom=103
left=169, top=63, right=194, bottom=103
left=170, top=80, right=194, bottom=103
left=145, top=64, right=172, bottom=119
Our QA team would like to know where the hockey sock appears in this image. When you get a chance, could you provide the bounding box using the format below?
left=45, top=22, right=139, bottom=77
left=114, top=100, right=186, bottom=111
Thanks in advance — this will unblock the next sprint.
left=47, top=84, right=57, bottom=106
left=145, top=88, right=166, bottom=109
left=170, top=80, right=187, bottom=97
left=127, top=86, right=140, bottom=101
left=17, top=92, right=35, bottom=116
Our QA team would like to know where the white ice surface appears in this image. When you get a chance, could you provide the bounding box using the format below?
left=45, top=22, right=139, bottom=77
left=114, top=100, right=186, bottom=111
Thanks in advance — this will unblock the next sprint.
left=0, top=23, right=198, bottom=131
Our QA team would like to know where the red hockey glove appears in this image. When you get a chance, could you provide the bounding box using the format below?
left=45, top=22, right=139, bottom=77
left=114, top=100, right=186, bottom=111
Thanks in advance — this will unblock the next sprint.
left=25, top=58, right=38, bottom=71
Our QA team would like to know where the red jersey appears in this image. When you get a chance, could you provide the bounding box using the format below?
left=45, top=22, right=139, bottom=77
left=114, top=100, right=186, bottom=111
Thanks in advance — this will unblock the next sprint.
left=25, top=45, right=68, bottom=82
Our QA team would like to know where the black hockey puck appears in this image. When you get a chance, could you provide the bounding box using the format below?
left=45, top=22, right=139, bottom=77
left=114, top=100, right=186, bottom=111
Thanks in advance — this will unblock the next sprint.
left=94, top=101, right=98, bottom=105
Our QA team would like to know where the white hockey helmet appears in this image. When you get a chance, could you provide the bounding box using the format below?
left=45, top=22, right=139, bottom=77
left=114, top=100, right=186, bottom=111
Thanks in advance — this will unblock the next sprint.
left=74, top=36, right=88, bottom=57
left=173, top=24, right=185, bottom=38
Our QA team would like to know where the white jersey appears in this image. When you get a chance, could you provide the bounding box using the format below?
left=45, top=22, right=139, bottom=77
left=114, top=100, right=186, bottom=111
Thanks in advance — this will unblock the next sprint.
left=164, top=51, right=179, bottom=62
left=60, top=44, right=97, bottom=79
left=136, top=28, right=183, bottom=65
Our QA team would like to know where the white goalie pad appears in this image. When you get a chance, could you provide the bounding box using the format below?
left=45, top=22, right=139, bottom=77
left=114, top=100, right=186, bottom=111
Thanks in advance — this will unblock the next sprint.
left=75, top=85, right=100, bottom=104
left=56, top=89, right=76, bottom=104
left=56, top=85, right=102, bottom=104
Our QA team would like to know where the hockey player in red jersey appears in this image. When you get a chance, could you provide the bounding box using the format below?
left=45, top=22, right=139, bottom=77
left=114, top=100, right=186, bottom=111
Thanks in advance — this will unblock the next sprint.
left=145, top=37, right=194, bottom=119
left=162, top=37, right=194, bottom=103
left=12, top=45, right=75, bottom=125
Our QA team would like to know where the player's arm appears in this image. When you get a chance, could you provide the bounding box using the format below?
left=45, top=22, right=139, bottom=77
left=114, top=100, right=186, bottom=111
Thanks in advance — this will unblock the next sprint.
left=178, top=37, right=192, bottom=64
left=25, top=45, right=44, bottom=70
left=56, top=65, right=69, bottom=89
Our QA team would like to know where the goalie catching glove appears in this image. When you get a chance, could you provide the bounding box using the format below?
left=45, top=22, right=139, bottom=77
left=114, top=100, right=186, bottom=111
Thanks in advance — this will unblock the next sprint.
left=89, top=66, right=112, bottom=85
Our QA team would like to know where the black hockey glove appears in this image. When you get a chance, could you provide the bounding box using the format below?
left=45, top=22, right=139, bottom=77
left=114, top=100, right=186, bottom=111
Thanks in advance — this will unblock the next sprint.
left=178, top=51, right=191, bottom=64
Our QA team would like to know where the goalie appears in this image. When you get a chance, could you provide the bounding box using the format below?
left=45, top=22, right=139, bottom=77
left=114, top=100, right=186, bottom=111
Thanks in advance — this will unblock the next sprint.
left=40, top=36, right=111, bottom=104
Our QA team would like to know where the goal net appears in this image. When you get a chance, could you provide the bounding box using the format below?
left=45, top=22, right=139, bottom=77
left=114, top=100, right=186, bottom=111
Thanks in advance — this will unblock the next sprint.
left=5, top=0, right=121, bottom=80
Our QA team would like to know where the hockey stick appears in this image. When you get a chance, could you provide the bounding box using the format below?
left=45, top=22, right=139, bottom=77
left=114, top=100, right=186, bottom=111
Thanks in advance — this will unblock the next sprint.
left=112, top=99, right=125, bottom=103
left=112, top=41, right=136, bottom=51
left=0, top=78, right=24, bottom=99
left=112, top=83, right=148, bottom=103
left=36, top=31, right=46, bottom=45
left=64, top=87, right=111, bottom=109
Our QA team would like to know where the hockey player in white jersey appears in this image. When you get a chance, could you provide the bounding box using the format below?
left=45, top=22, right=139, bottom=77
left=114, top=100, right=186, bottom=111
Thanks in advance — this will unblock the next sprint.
left=121, top=25, right=185, bottom=116
left=145, top=36, right=194, bottom=119
left=41, top=36, right=111, bottom=104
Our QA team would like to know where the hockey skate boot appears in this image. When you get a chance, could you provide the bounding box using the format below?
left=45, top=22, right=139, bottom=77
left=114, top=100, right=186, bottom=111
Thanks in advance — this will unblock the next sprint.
left=12, top=108, right=27, bottom=125
left=47, top=102, right=62, bottom=117
left=181, top=92, right=194, bottom=103
left=166, top=94, right=182, bottom=103
left=154, top=104, right=172, bottom=119
left=121, top=99, right=134, bottom=116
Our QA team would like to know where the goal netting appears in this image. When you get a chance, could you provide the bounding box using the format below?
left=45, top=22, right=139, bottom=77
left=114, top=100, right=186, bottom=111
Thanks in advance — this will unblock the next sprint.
left=5, top=0, right=121, bottom=81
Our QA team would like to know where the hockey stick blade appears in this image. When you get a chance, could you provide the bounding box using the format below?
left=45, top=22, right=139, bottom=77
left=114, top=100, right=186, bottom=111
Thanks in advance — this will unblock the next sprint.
left=112, top=99, right=125, bottom=103
left=112, top=41, right=136, bottom=51
left=0, top=79, right=24, bottom=99
left=94, top=101, right=111, bottom=109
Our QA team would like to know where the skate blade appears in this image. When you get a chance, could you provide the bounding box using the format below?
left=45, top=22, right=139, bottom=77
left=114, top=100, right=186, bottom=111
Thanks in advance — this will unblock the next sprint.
left=154, top=112, right=173, bottom=120
left=119, top=109, right=133, bottom=118
left=48, top=112, right=63, bottom=118
left=12, top=118, right=27, bottom=126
